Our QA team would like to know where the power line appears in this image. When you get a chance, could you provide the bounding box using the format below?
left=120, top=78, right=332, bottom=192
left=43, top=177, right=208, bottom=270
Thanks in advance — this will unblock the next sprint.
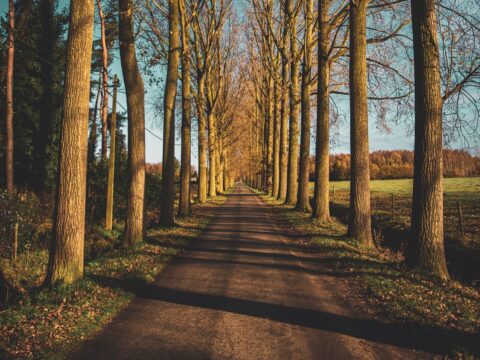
left=104, top=86, right=163, bottom=142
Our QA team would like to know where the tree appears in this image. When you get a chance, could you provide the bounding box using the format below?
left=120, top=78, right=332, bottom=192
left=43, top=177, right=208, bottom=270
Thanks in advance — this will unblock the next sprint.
left=45, top=0, right=95, bottom=284
left=278, top=5, right=289, bottom=201
left=408, top=0, right=449, bottom=279
left=160, top=0, right=180, bottom=226
left=312, top=0, right=331, bottom=220
left=347, top=0, right=373, bottom=246
left=178, top=0, right=192, bottom=216
left=5, top=0, right=15, bottom=193
left=192, top=16, right=207, bottom=203
left=119, top=0, right=146, bottom=246
left=105, top=75, right=118, bottom=231
left=285, top=0, right=300, bottom=206
left=296, top=0, right=313, bottom=212
left=97, top=0, right=109, bottom=160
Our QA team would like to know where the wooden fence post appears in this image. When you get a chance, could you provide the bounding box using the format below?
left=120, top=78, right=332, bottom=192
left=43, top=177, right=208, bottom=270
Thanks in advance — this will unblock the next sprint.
left=12, top=223, right=18, bottom=261
left=391, top=193, right=395, bottom=217
left=457, top=202, right=465, bottom=243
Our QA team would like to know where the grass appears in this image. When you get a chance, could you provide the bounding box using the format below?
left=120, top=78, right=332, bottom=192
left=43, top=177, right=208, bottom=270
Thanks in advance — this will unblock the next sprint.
left=308, top=177, right=480, bottom=286
left=0, top=198, right=222, bottom=360
left=257, top=191, right=480, bottom=358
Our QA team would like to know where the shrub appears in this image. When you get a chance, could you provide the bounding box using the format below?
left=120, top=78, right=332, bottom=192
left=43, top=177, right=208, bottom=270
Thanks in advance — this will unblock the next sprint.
left=0, top=191, right=44, bottom=259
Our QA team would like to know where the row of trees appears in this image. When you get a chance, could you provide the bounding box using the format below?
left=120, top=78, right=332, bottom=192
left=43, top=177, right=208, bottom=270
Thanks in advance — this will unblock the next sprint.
left=241, top=0, right=479, bottom=280
left=1, top=0, right=245, bottom=284
left=327, top=149, right=480, bottom=181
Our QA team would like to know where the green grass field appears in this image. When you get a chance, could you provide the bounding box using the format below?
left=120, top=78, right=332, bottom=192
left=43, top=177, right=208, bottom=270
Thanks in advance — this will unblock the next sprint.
left=309, top=177, right=480, bottom=285
left=310, top=176, right=480, bottom=197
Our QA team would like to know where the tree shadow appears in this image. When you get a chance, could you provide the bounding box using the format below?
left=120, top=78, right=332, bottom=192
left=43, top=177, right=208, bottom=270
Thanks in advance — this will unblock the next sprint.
left=90, top=273, right=479, bottom=357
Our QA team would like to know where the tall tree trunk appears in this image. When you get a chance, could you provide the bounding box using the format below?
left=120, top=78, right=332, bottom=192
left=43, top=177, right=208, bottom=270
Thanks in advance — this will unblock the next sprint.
left=119, top=0, right=146, bottom=245
left=312, top=0, right=331, bottom=220
left=296, top=0, right=313, bottom=212
left=266, top=76, right=274, bottom=193
left=105, top=76, right=118, bottom=231
left=272, top=76, right=280, bottom=198
left=348, top=0, right=373, bottom=246
left=5, top=0, right=15, bottom=193
left=97, top=0, right=109, bottom=160
left=408, top=0, right=449, bottom=279
left=208, top=111, right=217, bottom=197
left=286, top=9, right=300, bottom=205
left=197, top=75, right=207, bottom=203
left=217, top=137, right=224, bottom=193
left=278, top=32, right=289, bottom=200
left=45, top=0, right=94, bottom=285
left=178, top=0, right=191, bottom=217
left=160, top=0, right=180, bottom=226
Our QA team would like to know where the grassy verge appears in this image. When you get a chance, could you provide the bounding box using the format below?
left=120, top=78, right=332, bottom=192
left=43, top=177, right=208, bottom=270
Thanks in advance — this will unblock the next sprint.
left=0, top=199, right=220, bottom=359
left=308, top=177, right=480, bottom=286
left=254, top=190, right=480, bottom=358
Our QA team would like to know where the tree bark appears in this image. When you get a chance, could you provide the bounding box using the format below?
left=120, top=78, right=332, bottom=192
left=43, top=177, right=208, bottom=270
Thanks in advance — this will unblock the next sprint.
left=296, top=0, right=313, bottom=212
left=278, top=29, right=289, bottom=201
left=105, top=76, right=118, bottom=231
left=119, top=0, right=146, bottom=245
left=5, top=0, right=15, bottom=193
left=312, top=0, right=331, bottom=220
left=207, top=111, right=217, bottom=197
left=408, top=0, right=449, bottom=279
left=217, top=137, right=224, bottom=193
left=286, top=24, right=300, bottom=205
left=348, top=0, right=373, bottom=246
left=266, top=76, right=274, bottom=194
left=272, top=76, right=280, bottom=199
left=160, top=0, right=180, bottom=226
left=97, top=0, right=109, bottom=160
left=197, top=75, right=208, bottom=203
left=45, top=0, right=94, bottom=284
left=178, top=0, right=191, bottom=217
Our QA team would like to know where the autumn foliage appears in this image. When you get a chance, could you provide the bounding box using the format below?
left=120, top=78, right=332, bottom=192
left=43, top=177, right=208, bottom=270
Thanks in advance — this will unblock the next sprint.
left=315, top=150, right=480, bottom=181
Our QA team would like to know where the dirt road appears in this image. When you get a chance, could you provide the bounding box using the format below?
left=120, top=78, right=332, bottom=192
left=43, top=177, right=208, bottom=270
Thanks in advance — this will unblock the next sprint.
left=73, top=185, right=428, bottom=359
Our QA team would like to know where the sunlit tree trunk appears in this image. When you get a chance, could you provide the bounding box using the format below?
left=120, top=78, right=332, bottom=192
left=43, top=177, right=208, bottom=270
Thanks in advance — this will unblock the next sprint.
left=160, top=0, right=180, bottom=226
left=217, top=137, right=224, bottom=193
left=5, top=0, right=15, bottom=193
left=178, top=0, right=192, bottom=217
left=312, top=0, right=331, bottom=220
left=197, top=75, right=208, bottom=202
left=119, top=0, right=146, bottom=245
left=296, top=0, right=313, bottom=212
left=97, top=0, right=109, bottom=160
left=105, top=76, right=118, bottom=231
left=272, top=76, right=280, bottom=198
left=286, top=1, right=300, bottom=205
left=278, top=26, right=290, bottom=201
left=408, top=0, right=449, bottom=279
left=45, top=0, right=94, bottom=284
left=348, top=0, right=373, bottom=246
left=207, top=110, right=217, bottom=197
left=266, top=76, right=274, bottom=193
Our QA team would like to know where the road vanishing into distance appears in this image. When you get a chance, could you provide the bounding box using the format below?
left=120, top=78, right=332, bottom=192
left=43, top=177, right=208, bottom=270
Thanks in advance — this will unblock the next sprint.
left=74, top=184, right=429, bottom=360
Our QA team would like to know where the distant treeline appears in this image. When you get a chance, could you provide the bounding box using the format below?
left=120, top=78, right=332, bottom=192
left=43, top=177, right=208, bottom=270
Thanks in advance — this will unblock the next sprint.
left=308, top=150, right=480, bottom=181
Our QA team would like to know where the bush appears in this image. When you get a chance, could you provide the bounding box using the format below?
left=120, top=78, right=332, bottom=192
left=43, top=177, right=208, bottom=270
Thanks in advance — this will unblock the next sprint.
left=0, top=191, right=44, bottom=259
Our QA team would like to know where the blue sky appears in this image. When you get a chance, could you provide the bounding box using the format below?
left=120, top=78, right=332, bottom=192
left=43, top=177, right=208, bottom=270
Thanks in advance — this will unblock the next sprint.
left=1, top=1, right=471, bottom=166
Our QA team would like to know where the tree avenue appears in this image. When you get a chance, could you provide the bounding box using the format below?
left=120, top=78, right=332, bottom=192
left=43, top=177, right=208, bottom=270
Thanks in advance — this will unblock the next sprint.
left=1, top=0, right=479, bottom=294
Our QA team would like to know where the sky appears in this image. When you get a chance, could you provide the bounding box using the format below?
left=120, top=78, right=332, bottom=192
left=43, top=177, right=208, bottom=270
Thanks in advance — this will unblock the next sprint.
left=1, top=1, right=474, bottom=166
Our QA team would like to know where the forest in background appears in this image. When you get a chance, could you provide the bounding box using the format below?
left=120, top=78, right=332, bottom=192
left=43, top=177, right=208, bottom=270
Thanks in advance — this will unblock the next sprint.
left=324, top=149, right=480, bottom=181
